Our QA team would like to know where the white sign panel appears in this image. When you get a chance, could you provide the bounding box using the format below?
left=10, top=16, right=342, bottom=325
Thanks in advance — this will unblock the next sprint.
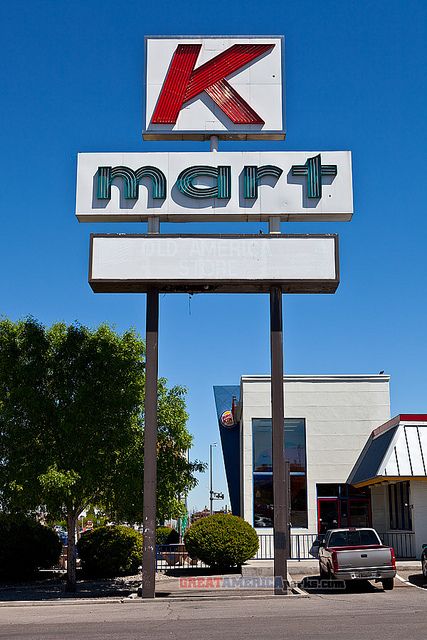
left=143, top=36, right=285, bottom=140
left=89, top=234, right=339, bottom=294
left=76, top=152, right=352, bottom=223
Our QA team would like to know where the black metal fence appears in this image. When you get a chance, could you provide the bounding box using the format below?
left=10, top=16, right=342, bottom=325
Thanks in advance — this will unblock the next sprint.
left=155, top=544, right=208, bottom=571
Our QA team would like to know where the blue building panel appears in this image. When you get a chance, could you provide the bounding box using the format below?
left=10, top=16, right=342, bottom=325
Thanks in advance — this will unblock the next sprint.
left=213, top=385, right=241, bottom=516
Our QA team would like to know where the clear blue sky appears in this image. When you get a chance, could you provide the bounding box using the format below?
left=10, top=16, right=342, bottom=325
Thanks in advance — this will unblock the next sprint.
left=1, top=1, right=426, bottom=512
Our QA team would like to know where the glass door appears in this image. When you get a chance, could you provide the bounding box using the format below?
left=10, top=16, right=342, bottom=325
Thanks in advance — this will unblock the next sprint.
left=317, top=498, right=340, bottom=534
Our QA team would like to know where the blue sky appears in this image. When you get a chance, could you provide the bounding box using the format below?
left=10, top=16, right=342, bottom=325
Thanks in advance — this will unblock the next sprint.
left=1, top=1, right=426, bottom=512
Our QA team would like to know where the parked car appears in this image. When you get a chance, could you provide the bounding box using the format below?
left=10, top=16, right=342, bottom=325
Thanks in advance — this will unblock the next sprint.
left=254, top=515, right=272, bottom=527
left=53, top=526, right=68, bottom=546
left=318, top=527, right=396, bottom=590
left=421, top=544, right=427, bottom=578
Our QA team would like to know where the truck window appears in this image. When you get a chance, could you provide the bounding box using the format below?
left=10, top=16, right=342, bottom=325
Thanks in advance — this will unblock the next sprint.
left=328, top=530, right=380, bottom=547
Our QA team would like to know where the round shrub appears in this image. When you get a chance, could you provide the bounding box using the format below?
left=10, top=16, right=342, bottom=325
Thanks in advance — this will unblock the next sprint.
left=184, top=514, right=259, bottom=569
left=77, top=525, right=142, bottom=578
left=0, top=514, right=62, bottom=582
left=156, top=526, right=179, bottom=545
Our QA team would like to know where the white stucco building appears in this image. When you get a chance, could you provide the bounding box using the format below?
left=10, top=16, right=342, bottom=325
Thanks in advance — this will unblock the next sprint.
left=214, top=374, right=427, bottom=559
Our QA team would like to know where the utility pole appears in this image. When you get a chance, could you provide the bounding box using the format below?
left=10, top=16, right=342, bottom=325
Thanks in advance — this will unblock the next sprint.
left=209, top=442, right=217, bottom=514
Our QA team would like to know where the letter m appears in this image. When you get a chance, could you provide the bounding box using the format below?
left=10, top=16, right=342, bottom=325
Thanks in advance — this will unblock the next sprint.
left=151, top=43, right=274, bottom=125
left=97, top=166, right=166, bottom=200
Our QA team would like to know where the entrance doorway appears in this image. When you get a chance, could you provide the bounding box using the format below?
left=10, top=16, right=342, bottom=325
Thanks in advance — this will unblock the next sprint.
left=318, top=498, right=339, bottom=534
left=317, top=484, right=371, bottom=533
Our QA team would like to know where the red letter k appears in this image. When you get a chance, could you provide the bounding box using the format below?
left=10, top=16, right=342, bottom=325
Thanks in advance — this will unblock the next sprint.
left=151, top=43, right=274, bottom=125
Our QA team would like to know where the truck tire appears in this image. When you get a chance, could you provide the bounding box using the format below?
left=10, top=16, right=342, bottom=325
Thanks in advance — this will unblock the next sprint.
left=422, top=555, right=427, bottom=578
left=381, top=578, right=394, bottom=590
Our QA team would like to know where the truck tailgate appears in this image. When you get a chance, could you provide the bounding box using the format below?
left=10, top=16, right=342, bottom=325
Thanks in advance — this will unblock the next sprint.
left=333, top=546, right=393, bottom=569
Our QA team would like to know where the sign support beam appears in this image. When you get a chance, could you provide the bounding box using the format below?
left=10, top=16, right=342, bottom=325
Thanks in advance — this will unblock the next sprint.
left=141, top=289, right=159, bottom=598
left=270, top=285, right=289, bottom=595
left=210, top=135, right=219, bottom=152
left=142, top=219, right=160, bottom=599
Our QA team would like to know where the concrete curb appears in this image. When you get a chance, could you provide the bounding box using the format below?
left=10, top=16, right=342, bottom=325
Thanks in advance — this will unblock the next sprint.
left=0, top=598, right=127, bottom=607
left=0, top=592, right=309, bottom=607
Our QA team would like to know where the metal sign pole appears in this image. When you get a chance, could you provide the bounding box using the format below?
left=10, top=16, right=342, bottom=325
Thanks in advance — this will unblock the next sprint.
left=270, top=285, right=289, bottom=595
left=286, top=459, right=291, bottom=558
left=142, top=218, right=160, bottom=599
left=141, top=289, right=159, bottom=598
left=209, top=443, right=214, bottom=514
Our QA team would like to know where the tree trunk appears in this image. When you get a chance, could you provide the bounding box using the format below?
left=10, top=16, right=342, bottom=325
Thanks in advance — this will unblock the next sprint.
left=66, top=512, right=77, bottom=592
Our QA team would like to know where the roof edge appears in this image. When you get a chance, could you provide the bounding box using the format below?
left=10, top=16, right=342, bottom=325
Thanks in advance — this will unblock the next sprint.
left=372, top=414, right=427, bottom=439
left=354, top=476, right=427, bottom=488
left=372, top=415, right=401, bottom=438
left=399, top=414, right=427, bottom=422
left=241, top=374, right=390, bottom=383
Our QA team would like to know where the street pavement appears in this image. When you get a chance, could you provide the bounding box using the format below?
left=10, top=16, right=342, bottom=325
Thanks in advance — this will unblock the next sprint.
left=0, top=576, right=426, bottom=640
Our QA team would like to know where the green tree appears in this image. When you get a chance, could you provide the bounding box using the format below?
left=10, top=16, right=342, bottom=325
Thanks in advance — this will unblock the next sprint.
left=0, top=318, right=202, bottom=591
left=104, top=378, right=202, bottom=524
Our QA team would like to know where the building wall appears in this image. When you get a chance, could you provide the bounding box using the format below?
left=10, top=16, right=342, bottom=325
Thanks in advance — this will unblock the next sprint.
left=370, top=484, right=388, bottom=533
left=371, top=481, right=426, bottom=559
left=240, top=374, right=391, bottom=534
left=410, top=481, right=427, bottom=556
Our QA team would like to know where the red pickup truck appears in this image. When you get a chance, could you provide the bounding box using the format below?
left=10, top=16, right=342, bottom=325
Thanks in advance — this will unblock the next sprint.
left=318, top=528, right=396, bottom=590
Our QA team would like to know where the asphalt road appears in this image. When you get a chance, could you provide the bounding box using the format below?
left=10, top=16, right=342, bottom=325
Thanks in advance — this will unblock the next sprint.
left=0, top=583, right=426, bottom=640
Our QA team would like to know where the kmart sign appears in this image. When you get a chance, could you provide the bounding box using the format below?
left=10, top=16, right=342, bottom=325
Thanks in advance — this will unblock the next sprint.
left=76, top=151, right=353, bottom=222
left=143, top=36, right=285, bottom=140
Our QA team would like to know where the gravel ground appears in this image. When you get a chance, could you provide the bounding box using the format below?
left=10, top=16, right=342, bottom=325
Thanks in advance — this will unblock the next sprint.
left=0, top=571, right=171, bottom=601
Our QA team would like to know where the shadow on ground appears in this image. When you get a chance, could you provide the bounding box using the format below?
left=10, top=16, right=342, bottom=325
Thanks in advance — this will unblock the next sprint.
left=0, top=572, right=141, bottom=601
left=299, top=574, right=384, bottom=595
left=0, top=569, right=243, bottom=601
left=407, top=573, right=427, bottom=589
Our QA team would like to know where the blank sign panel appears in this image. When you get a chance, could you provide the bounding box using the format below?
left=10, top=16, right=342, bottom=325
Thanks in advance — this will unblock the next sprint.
left=89, top=234, right=339, bottom=294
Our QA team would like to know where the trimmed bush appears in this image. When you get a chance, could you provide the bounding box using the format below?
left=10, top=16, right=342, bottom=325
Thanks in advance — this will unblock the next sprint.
left=0, top=514, right=62, bottom=582
left=77, top=525, right=142, bottom=578
left=156, top=526, right=179, bottom=545
left=184, top=514, right=259, bottom=569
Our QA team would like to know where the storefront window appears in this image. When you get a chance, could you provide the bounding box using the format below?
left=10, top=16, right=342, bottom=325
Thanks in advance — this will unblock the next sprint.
left=388, top=481, right=412, bottom=530
left=252, top=418, right=307, bottom=528
left=317, top=484, right=340, bottom=498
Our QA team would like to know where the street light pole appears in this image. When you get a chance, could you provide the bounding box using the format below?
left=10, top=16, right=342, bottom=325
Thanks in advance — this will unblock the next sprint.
left=209, top=443, right=217, bottom=515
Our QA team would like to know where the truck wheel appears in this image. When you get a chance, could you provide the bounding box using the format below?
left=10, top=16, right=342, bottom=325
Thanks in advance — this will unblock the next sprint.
left=422, top=556, right=427, bottom=578
left=319, top=563, right=327, bottom=579
left=381, top=578, right=394, bottom=591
